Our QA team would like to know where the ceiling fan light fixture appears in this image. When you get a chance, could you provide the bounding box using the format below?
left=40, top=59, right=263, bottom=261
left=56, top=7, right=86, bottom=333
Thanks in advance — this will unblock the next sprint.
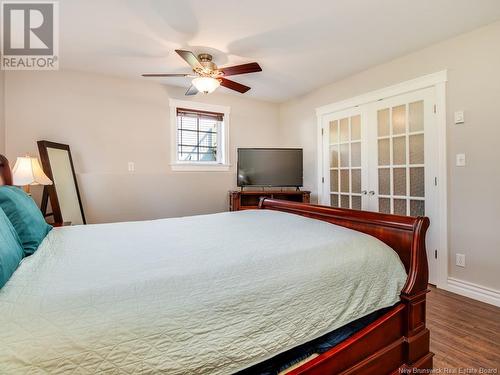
left=192, top=77, right=220, bottom=94
left=142, top=50, right=260, bottom=95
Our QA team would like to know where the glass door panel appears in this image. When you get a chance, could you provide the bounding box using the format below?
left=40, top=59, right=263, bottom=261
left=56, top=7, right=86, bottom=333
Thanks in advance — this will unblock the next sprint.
left=374, top=98, right=426, bottom=216
left=326, top=113, right=364, bottom=210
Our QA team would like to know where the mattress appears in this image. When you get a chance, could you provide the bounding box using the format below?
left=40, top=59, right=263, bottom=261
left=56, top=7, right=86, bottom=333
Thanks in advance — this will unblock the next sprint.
left=0, top=209, right=407, bottom=374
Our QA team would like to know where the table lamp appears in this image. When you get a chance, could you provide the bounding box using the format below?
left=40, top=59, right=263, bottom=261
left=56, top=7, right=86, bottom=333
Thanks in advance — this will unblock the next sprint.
left=12, top=156, right=53, bottom=195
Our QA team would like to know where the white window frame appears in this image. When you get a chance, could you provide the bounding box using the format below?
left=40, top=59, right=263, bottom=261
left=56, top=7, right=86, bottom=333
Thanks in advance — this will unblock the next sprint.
left=169, top=99, right=230, bottom=171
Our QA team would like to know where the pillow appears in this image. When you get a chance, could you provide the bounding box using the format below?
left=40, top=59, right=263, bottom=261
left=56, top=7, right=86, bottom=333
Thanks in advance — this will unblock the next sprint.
left=0, top=207, right=24, bottom=288
left=0, top=186, right=52, bottom=256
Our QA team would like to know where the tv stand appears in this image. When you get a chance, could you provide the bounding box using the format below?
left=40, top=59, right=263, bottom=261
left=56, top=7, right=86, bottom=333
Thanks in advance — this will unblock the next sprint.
left=229, top=189, right=311, bottom=211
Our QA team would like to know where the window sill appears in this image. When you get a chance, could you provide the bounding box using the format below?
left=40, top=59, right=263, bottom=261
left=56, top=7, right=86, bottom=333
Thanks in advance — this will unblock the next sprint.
left=170, top=163, right=231, bottom=172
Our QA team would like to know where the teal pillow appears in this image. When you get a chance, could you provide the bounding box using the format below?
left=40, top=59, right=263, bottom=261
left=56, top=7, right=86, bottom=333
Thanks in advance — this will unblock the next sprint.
left=0, top=207, right=24, bottom=288
left=0, top=186, right=52, bottom=256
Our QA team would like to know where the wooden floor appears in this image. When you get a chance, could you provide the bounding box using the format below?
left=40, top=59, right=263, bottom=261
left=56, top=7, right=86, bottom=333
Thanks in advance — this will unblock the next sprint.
left=427, top=285, right=500, bottom=371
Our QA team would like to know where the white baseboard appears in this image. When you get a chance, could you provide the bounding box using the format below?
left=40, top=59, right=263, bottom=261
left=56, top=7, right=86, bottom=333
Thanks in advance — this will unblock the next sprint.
left=444, top=277, right=500, bottom=307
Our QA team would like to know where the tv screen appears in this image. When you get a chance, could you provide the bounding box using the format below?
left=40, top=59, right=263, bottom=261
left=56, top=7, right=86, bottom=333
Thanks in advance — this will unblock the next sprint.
left=237, top=148, right=303, bottom=187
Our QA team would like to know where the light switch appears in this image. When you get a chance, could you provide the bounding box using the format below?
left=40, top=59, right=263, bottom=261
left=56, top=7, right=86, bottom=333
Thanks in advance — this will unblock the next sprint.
left=128, top=162, right=135, bottom=172
left=454, top=111, right=465, bottom=124
left=456, top=154, right=466, bottom=167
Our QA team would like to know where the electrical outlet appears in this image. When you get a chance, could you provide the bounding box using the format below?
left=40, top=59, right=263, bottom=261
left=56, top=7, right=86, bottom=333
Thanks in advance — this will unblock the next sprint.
left=456, top=253, right=466, bottom=268
left=128, top=162, right=135, bottom=172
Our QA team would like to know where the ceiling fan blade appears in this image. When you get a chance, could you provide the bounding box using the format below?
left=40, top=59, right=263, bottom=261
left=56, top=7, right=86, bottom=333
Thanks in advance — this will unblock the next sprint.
left=175, top=49, right=203, bottom=70
left=220, top=78, right=251, bottom=93
left=185, top=85, right=198, bottom=96
left=220, top=62, right=262, bottom=76
left=142, top=73, right=190, bottom=77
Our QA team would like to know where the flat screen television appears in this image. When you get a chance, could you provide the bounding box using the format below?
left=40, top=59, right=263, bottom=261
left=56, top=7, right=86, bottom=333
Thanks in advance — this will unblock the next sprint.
left=237, top=148, right=303, bottom=187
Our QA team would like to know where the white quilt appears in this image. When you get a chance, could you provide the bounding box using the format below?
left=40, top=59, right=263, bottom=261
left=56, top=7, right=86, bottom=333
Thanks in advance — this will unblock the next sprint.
left=0, top=209, right=407, bottom=374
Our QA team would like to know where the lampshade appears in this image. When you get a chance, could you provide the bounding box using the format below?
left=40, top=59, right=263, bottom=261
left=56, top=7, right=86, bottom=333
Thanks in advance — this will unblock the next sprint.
left=192, top=77, right=220, bottom=94
left=12, top=157, right=52, bottom=186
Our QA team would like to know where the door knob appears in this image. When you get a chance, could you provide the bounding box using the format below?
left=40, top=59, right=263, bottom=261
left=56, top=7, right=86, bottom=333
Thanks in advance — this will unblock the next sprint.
left=368, top=190, right=375, bottom=196
left=362, top=190, right=368, bottom=195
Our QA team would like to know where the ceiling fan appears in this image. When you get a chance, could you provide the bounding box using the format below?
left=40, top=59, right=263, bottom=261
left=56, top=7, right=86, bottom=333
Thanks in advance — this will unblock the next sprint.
left=142, top=49, right=262, bottom=96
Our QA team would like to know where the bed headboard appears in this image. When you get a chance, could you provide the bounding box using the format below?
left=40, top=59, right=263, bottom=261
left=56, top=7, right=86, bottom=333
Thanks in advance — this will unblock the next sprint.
left=258, top=198, right=429, bottom=297
left=0, top=154, right=13, bottom=186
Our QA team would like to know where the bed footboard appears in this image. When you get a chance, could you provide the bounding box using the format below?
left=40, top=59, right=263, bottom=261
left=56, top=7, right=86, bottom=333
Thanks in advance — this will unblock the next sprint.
left=258, top=198, right=432, bottom=374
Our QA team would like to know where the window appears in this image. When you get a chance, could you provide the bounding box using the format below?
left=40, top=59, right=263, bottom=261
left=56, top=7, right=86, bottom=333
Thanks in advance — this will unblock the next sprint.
left=177, top=108, right=222, bottom=162
left=170, top=99, right=230, bottom=171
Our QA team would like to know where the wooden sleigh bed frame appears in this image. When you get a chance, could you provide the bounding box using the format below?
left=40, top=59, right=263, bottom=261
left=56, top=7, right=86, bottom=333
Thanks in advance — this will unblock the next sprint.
left=258, top=198, right=433, bottom=374
left=1, top=154, right=432, bottom=374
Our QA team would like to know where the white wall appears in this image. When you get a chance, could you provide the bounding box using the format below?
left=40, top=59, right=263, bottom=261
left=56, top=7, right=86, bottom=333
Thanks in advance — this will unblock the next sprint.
left=4, top=70, right=280, bottom=223
left=279, top=21, right=500, bottom=291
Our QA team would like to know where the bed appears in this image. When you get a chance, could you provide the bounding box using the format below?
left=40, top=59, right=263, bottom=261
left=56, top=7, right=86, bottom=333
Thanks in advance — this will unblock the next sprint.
left=0, top=156, right=433, bottom=374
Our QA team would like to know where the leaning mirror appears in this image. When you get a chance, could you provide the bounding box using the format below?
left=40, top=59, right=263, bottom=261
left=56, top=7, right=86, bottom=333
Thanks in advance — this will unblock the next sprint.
left=37, top=141, right=86, bottom=225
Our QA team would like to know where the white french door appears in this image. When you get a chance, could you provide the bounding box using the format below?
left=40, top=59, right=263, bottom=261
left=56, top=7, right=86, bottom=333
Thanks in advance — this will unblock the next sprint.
left=320, top=87, right=439, bottom=284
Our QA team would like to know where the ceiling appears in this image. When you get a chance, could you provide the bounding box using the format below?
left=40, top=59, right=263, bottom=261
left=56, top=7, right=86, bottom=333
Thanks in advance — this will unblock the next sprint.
left=60, top=0, right=500, bottom=102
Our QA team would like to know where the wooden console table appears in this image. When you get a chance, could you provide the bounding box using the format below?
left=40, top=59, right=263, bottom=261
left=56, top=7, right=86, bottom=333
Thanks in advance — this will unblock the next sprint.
left=229, top=190, right=310, bottom=211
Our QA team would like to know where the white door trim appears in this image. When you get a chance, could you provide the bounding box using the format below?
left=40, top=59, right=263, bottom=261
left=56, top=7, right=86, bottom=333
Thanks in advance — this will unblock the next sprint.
left=316, top=70, right=448, bottom=289
left=434, top=81, right=448, bottom=289
left=316, top=70, right=448, bottom=115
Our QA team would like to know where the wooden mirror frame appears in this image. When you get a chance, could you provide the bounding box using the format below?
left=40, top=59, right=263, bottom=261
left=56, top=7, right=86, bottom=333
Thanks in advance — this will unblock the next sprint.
left=37, top=141, right=86, bottom=224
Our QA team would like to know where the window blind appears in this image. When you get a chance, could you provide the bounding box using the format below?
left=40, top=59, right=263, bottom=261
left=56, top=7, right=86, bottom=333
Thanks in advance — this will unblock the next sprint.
left=176, top=108, right=224, bottom=122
